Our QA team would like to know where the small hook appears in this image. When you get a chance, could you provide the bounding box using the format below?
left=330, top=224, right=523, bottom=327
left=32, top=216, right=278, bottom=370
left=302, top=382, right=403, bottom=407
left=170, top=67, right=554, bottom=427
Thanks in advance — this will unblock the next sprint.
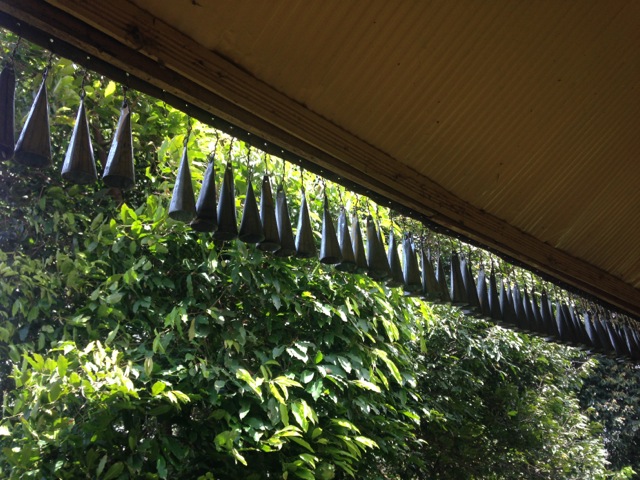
left=184, top=116, right=193, bottom=147
left=245, top=144, right=254, bottom=180
left=79, top=69, right=89, bottom=100
left=226, top=137, right=235, bottom=166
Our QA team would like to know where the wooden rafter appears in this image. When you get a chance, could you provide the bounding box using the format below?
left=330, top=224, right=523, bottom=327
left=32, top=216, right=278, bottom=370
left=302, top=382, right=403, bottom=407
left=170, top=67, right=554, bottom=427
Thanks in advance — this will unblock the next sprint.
left=1, top=0, right=639, bottom=317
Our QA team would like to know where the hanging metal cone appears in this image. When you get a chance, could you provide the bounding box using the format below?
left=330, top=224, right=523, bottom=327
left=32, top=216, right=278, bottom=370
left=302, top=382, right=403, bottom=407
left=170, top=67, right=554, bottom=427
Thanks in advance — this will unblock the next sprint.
left=14, top=75, right=51, bottom=168
left=350, top=212, right=368, bottom=273
left=530, top=291, right=544, bottom=335
left=561, top=303, right=580, bottom=345
left=191, top=160, right=217, bottom=232
left=624, top=325, right=640, bottom=360
left=621, top=325, right=637, bottom=360
left=594, top=315, right=615, bottom=355
left=629, top=327, right=640, bottom=359
left=450, top=253, right=468, bottom=307
left=488, top=269, right=502, bottom=322
left=386, top=229, right=404, bottom=288
left=102, top=102, right=134, bottom=189
left=366, top=216, right=390, bottom=280
left=168, top=147, right=196, bottom=222
left=295, top=189, right=316, bottom=258
left=461, top=258, right=482, bottom=316
left=541, top=292, right=559, bottom=339
left=555, top=302, right=570, bottom=344
left=511, top=284, right=527, bottom=331
left=319, top=194, right=341, bottom=264
left=476, top=268, right=491, bottom=319
left=402, top=235, right=421, bottom=296
left=335, top=208, right=356, bottom=272
left=436, top=255, right=452, bottom=304
left=499, top=280, right=517, bottom=326
left=421, top=248, right=441, bottom=302
left=238, top=178, right=265, bottom=243
left=584, top=311, right=602, bottom=351
left=0, top=63, right=16, bottom=161
left=568, top=305, right=588, bottom=347
left=213, top=163, right=238, bottom=241
left=257, top=175, right=279, bottom=251
left=522, top=289, right=536, bottom=332
left=61, top=98, right=97, bottom=184
left=274, top=184, right=296, bottom=257
left=605, top=321, right=626, bottom=357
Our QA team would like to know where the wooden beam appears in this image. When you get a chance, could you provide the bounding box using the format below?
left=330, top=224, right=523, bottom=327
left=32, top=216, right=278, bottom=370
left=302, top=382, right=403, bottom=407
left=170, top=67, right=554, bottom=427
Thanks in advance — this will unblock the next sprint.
left=2, top=0, right=639, bottom=317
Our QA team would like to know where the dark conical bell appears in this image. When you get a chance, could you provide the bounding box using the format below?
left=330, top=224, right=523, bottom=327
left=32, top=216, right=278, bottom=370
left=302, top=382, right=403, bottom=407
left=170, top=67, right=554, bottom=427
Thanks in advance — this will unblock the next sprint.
left=522, top=289, right=536, bottom=332
left=386, top=229, right=404, bottom=288
left=530, top=291, right=544, bottom=335
left=555, top=301, right=570, bottom=344
left=213, top=163, right=238, bottom=241
left=569, top=305, right=589, bottom=348
left=14, top=75, right=51, bottom=168
left=476, top=268, right=491, bottom=319
left=350, top=212, right=368, bottom=273
left=257, top=175, right=280, bottom=251
left=335, top=208, right=356, bottom=272
left=629, top=328, right=640, bottom=359
left=622, top=325, right=640, bottom=360
left=421, top=248, right=441, bottom=302
left=593, top=315, right=614, bottom=355
left=61, top=98, right=97, bottom=184
left=0, top=63, right=16, bottom=161
left=561, top=303, right=579, bottom=345
left=488, top=269, right=502, bottom=323
left=239, top=178, right=265, bottom=243
left=319, top=194, right=341, bottom=265
left=499, top=280, right=517, bottom=326
left=168, top=147, right=196, bottom=222
left=402, top=235, right=422, bottom=296
left=540, top=292, right=559, bottom=339
left=461, top=258, right=482, bottom=316
left=366, top=216, right=390, bottom=280
left=436, top=255, right=451, bottom=304
left=103, top=102, right=135, bottom=189
left=274, top=184, right=296, bottom=257
left=450, top=253, right=468, bottom=307
left=583, top=311, right=601, bottom=351
left=191, top=160, right=217, bottom=232
left=511, top=285, right=527, bottom=330
left=605, top=321, right=625, bottom=358
left=295, top=190, right=316, bottom=258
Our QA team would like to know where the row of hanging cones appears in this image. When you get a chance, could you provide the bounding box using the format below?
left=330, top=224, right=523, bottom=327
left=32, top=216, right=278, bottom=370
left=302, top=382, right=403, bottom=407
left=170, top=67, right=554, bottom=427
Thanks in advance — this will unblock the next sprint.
left=2, top=45, right=637, bottom=361
left=0, top=58, right=136, bottom=189
left=169, top=141, right=640, bottom=361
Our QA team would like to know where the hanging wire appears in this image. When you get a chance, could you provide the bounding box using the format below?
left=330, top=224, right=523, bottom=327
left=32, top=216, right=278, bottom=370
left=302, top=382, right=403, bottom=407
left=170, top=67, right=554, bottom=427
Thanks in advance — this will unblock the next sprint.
left=245, top=144, right=253, bottom=178
left=184, top=116, right=193, bottom=147
left=9, top=37, right=22, bottom=64
left=262, top=151, right=270, bottom=176
left=121, top=84, right=129, bottom=108
left=78, top=69, right=89, bottom=100
left=226, top=137, right=235, bottom=166
left=210, top=131, right=220, bottom=161
left=299, top=164, right=306, bottom=192
left=42, top=50, right=55, bottom=79
left=337, top=183, right=345, bottom=208
left=280, top=158, right=287, bottom=188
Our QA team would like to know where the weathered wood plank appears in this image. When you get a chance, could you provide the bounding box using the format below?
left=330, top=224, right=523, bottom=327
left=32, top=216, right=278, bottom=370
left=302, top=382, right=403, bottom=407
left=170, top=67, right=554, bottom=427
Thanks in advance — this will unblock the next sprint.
left=1, top=0, right=639, bottom=316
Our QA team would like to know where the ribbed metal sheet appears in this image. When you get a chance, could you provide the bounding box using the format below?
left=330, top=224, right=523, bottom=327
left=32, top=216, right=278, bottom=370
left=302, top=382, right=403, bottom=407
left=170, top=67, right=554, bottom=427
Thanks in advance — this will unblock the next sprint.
left=135, top=0, right=640, bottom=288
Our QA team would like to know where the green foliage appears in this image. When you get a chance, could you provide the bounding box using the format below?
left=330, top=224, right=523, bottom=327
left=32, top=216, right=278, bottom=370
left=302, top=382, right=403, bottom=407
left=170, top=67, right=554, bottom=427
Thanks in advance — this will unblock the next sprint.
left=580, top=358, right=640, bottom=478
left=0, top=30, right=633, bottom=480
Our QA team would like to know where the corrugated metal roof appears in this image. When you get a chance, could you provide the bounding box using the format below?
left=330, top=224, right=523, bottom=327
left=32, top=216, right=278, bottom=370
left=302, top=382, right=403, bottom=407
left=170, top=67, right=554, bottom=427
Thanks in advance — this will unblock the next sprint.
left=131, top=0, right=640, bottom=288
